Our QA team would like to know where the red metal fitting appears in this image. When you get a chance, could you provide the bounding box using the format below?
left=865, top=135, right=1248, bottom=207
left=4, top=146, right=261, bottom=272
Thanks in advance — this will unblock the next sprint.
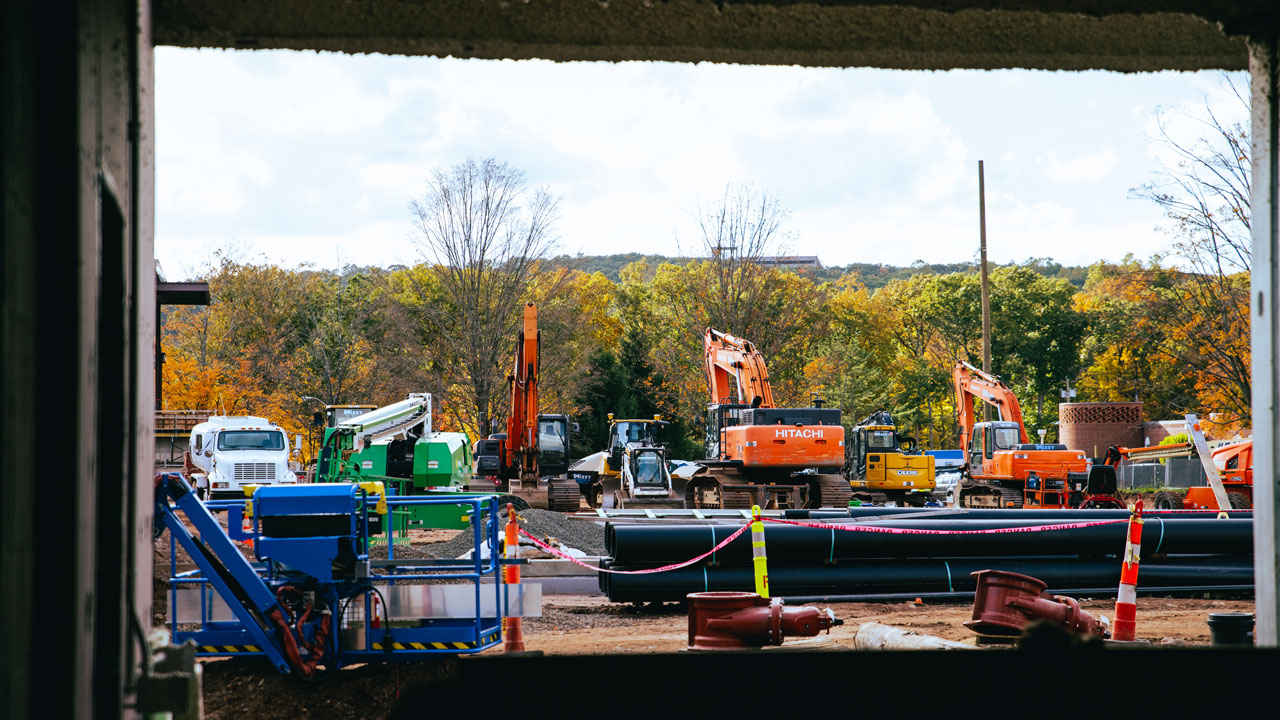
left=965, top=570, right=1106, bottom=638
left=687, top=591, right=839, bottom=650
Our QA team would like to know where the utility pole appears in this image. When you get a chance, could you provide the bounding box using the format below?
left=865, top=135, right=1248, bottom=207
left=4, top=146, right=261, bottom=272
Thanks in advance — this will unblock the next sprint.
left=979, top=161, right=992, bottom=422
left=979, top=161, right=992, bottom=374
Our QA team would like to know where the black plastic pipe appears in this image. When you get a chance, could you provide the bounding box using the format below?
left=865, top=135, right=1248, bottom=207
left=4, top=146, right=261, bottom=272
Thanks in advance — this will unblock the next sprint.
left=789, top=508, right=1253, bottom=521
left=605, top=518, right=1252, bottom=563
left=599, top=554, right=1254, bottom=603
left=779, top=585, right=1255, bottom=605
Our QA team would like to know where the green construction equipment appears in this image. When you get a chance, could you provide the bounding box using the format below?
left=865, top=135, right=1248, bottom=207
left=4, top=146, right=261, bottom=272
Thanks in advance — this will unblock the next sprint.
left=314, top=393, right=479, bottom=530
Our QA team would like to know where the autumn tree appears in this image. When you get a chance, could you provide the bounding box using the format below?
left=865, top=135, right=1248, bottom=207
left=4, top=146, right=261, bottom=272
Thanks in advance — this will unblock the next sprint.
left=1121, top=75, right=1252, bottom=431
left=409, top=157, right=561, bottom=437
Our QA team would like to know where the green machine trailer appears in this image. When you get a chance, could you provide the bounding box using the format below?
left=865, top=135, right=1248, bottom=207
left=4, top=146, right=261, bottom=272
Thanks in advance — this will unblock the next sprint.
left=314, top=393, right=484, bottom=530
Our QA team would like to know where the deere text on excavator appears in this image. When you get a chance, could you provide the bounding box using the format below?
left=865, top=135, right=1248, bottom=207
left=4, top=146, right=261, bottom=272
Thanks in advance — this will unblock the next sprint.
left=953, top=361, right=1114, bottom=508
left=689, top=328, right=851, bottom=510
left=846, top=410, right=936, bottom=506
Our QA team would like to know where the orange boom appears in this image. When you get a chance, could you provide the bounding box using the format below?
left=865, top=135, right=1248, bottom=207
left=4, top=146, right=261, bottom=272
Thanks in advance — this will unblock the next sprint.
left=687, top=329, right=850, bottom=510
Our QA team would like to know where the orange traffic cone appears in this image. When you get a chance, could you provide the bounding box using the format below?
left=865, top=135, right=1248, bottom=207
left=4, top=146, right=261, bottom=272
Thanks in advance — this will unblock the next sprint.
left=503, top=503, right=525, bottom=652
left=240, top=514, right=255, bottom=548
left=1112, top=499, right=1144, bottom=641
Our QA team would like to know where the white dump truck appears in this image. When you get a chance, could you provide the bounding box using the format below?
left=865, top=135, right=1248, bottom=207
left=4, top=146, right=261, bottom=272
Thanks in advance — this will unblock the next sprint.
left=186, top=416, right=300, bottom=500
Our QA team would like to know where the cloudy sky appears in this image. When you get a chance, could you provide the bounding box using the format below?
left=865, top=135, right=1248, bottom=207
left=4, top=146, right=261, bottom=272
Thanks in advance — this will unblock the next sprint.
left=154, top=48, right=1248, bottom=279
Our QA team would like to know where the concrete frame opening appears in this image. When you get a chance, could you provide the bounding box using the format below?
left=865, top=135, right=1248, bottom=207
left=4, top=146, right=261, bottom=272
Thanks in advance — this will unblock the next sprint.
left=3, top=2, right=1277, bottom=717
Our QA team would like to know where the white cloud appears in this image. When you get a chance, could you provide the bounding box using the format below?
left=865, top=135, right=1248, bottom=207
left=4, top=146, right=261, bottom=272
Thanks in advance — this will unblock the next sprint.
left=154, top=49, right=1245, bottom=277
left=1045, top=147, right=1118, bottom=183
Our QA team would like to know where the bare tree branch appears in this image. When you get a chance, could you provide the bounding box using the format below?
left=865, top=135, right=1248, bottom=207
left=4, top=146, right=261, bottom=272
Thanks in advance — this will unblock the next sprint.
left=409, top=158, right=561, bottom=436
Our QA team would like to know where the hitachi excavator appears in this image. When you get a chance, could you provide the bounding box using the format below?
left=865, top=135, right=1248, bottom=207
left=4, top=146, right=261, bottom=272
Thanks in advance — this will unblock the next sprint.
left=953, top=361, right=1112, bottom=509
left=688, top=328, right=851, bottom=510
left=473, top=302, right=581, bottom=512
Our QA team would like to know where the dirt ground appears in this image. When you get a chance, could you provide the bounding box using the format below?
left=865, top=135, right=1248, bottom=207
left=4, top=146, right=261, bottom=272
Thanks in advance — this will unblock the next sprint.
left=164, top=522, right=1254, bottom=719
left=193, top=592, right=1254, bottom=719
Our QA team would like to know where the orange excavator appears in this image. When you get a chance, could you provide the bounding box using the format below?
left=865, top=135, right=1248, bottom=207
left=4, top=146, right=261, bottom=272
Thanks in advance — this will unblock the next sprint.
left=953, top=361, right=1115, bottom=508
left=688, top=328, right=851, bottom=509
left=475, top=302, right=580, bottom=512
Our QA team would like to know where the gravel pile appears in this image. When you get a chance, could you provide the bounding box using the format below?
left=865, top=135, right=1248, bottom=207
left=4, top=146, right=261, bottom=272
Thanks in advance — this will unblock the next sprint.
left=427, top=509, right=608, bottom=559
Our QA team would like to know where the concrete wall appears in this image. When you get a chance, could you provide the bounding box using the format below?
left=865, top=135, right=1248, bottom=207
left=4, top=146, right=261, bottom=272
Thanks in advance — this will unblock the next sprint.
left=1, top=1, right=153, bottom=717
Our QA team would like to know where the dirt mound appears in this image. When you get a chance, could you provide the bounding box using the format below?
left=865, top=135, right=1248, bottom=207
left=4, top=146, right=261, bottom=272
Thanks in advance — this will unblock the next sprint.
left=427, top=509, right=607, bottom=558
left=200, top=657, right=455, bottom=720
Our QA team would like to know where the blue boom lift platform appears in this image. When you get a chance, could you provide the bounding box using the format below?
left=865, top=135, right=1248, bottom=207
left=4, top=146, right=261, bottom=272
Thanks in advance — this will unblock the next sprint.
left=154, top=473, right=511, bottom=677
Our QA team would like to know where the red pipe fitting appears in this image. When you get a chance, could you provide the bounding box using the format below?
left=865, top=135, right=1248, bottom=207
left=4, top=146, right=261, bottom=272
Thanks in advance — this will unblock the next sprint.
left=687, top=591, right=839, bottom=650
left=965, top=569, right=1106, bottom=638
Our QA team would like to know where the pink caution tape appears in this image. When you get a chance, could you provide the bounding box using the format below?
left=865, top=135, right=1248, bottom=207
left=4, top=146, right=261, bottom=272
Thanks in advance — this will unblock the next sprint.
left=762, top=516, right=1129, bottom=535
left=518, top=513, right=1133, bottom=576
left=519, top=520, right=752, bottom=575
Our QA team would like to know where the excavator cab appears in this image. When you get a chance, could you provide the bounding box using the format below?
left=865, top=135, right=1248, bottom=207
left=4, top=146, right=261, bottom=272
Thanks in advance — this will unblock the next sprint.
left=968, top=421, right=1023, bottom=469
left=704, top=403, right=748, bottom=461
left=537, top=414, right=572, bottom=477
left=850, top=427, right=898, bottom=476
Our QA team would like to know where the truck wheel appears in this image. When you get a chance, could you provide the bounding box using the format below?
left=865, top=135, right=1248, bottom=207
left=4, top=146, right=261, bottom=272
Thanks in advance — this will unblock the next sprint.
left=583, top=484, right=602, bottom=509
left=495, top=494, right=531, bottom=512
left=1228, top=492, right=1251, bottom=509
left=1152, top=491, right=1183, bottom=510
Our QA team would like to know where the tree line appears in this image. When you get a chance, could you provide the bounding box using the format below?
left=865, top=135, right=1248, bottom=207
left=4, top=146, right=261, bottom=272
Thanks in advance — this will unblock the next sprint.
left=161, top=231, right=1249, bottom=461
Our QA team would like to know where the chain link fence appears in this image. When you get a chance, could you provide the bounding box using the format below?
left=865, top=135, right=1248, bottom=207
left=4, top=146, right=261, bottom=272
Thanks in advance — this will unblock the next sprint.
left=1118, top=458, right=1206, bottom=489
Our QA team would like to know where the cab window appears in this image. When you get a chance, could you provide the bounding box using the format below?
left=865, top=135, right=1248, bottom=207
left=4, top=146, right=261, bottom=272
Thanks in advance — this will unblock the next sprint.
left=217, top=430, right=285, bottom=451
left=992, top=427, right=1021, bottom=451
left=867, top=430, right=896, bottom=450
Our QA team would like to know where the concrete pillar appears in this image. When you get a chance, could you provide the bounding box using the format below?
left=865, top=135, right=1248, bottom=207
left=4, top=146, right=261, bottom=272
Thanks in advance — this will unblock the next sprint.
left=1251, top=36, right=1280, bottom=647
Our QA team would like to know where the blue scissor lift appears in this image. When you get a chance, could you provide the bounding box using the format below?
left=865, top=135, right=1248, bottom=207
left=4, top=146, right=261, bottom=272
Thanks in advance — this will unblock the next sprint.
left=156, top=474, right=509, bottom=676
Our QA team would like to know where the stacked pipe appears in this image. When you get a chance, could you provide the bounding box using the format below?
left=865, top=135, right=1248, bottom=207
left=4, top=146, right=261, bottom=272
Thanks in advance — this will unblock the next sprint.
left=599, top=510, right=1253, bottom=603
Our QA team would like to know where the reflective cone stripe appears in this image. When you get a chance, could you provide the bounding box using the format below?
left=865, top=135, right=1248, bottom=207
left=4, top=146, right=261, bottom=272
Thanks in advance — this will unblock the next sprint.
left=751, top=505, right=769, bottom=599
left=1112, top=499, right=1144, bottom=641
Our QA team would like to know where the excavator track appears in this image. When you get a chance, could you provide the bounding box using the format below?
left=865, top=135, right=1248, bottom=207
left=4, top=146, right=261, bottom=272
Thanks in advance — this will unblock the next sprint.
left=808, top=475, right=853, bottom=509
left=546, top=479, right=582, bottom=513
left=720, top=487, right=757, bottom=510
left=959, top=481, right=1025, bottom=509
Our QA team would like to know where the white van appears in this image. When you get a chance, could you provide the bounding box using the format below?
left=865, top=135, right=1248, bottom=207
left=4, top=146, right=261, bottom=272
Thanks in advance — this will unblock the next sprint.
left=187, top=416, right=300, bottom=499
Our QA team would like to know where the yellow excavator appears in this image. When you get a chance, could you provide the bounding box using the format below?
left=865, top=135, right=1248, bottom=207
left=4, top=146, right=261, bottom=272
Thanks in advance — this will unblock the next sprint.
left=846, top=410, right=936, bottom=506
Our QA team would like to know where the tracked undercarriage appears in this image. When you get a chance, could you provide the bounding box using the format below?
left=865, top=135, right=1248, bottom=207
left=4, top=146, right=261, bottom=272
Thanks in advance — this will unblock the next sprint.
left=684, top=469, right=852, bottom=510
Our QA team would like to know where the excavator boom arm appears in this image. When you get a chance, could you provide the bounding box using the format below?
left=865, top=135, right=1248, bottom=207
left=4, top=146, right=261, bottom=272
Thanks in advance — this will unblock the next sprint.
left=953, top=361, right=1028, bottom=452
left=506, top=302, right=540, bottom=475
left=704, top=328, right=775, bottom=408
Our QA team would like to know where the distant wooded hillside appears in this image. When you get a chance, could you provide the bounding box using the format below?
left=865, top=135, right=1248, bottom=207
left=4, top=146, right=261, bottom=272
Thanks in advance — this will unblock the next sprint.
left=548, top=253, right=1090, bottom=290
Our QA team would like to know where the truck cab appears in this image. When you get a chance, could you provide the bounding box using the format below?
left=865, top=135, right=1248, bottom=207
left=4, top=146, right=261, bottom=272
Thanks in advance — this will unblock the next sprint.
left=188, top=416, right=300, bottom=500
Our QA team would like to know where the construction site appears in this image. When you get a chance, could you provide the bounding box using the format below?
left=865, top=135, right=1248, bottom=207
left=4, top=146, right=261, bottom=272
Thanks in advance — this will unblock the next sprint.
left=143, top=307, right=1263, bottom=717
left=6, top=2, right=1280, bottom=720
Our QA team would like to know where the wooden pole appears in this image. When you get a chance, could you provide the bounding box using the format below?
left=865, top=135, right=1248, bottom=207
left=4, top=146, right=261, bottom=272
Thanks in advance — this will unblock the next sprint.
left=979, top=161, right=992, bottom=422
left=979, top=161, right=992, bottom=374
